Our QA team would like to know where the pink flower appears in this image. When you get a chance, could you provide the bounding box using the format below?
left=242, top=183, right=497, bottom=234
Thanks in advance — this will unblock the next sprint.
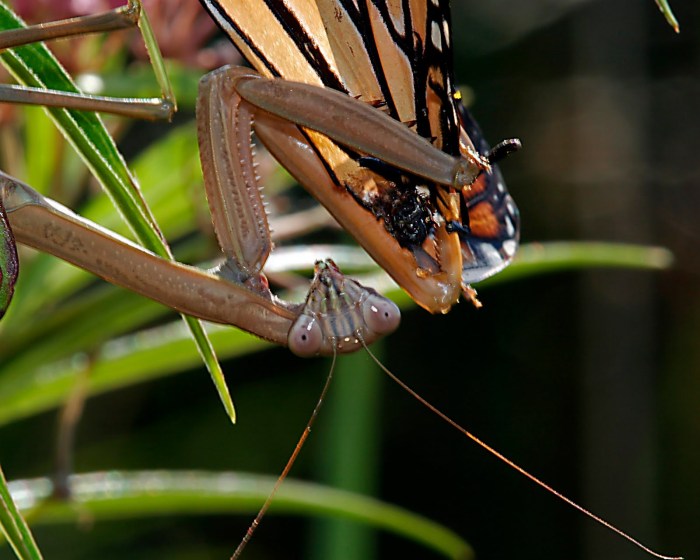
left=14, top=0, right=240, bottom=70
left=133, top=0, right=240, bottom=69
left=14, top=0, right=123, bottom=22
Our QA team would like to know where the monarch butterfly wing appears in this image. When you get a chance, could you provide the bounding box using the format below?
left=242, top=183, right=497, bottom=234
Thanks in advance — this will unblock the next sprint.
left=199, top=0, right=334, bottom=85
left=199, top=2, right=451, bottom=266
left=348, top=2, right=521, bottom=288
left=199, top=0, right=519, bottom=307
left=366, top=0, right=520, bottom=284
left=359, top=1, right=520, bottom=285
left=457, top=104, right=520, bottom=284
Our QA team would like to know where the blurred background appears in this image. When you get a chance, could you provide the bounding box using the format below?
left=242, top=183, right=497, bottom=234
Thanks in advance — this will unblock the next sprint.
left=0, top=0, right=697, bottom=559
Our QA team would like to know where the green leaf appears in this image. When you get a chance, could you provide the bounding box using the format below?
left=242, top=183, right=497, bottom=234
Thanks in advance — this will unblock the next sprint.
left=0, top=322, right=267, bottom=428
left=654, top=0, right=679, bottom=32
left=311, top=345, right=385, bottom=560
left=7, top=470, right=472, bottom=560
left=0, top=242, right=673, bottom=427
left=0, top=466, right=43, bottom=560
left=482, top=241, right=674, bottom=287
left=0, top=2, right=235, bottom=423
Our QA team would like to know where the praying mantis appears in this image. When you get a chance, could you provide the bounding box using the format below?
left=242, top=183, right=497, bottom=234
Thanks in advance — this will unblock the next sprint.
left=0, top=0, right=519, bottom=356
left=0, top=2, right=516, bottom=554
left=0, top=2, right=683, bottom=560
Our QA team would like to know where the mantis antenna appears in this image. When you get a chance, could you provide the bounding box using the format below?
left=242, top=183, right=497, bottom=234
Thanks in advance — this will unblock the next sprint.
left=359, top=339, right=683, bottom=560
left=231, top=349, right=338, bottom=560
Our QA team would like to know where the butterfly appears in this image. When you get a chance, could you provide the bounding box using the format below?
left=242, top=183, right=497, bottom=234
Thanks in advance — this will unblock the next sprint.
left=198, top=0, right=520, bottom=313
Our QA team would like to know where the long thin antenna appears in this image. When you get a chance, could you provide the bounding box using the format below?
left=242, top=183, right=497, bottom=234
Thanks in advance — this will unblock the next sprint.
left=231, top=348, right=338, bottom=560
left=360, top=341, right=682, bottom=560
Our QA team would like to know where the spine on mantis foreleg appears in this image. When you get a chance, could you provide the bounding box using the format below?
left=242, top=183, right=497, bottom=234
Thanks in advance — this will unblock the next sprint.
left=197, top=66, right=272, bottom=285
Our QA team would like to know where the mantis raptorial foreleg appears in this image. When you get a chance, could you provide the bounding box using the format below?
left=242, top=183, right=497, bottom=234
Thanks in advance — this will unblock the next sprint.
left=1, top=172, right=399, bottom=355
left=196, top=65, right=500, bottom=313
left=0, top=2, right=441, bottom=356
left=0, top=6, right=493, bottom=355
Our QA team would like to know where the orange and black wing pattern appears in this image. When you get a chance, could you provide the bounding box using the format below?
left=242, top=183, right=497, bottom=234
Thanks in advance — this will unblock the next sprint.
left=200, top=0, right=519, bottom=306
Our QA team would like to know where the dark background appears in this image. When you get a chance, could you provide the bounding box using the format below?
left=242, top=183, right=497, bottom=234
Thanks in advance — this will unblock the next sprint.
left=1, top=0, right=698, bottom=559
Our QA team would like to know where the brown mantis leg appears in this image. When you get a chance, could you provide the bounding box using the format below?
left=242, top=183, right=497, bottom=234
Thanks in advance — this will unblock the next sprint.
left=2, top=174, right=294, bottom=343
left=231, top=67, right=489, bottom=189
left=0, top=42, right=401, bottom=354
left=1, top=174, right=398, bottom=355
left=0, top=4, right=399, bottom=355
left=0, top=0, right=175, bottom=120
left=198, top=64, right=401, bottom=356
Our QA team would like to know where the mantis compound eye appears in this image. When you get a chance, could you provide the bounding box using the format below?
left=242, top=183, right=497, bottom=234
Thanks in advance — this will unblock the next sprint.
left=288, top=314, right=324, bottom=357
left=362, top=295, right=401, bottom=336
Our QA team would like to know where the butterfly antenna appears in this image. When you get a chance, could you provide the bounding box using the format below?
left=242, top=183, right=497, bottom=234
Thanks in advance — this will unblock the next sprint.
left=359, top=339, right=682, bottom=560
left=231, top=347, right=338, bottom=560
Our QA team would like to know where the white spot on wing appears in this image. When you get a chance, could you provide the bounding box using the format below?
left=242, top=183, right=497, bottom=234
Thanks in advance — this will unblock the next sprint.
left=443, top=19, right=451, bottom=48
left=431, top=21, right=442, bottom=52
left=416, top=185, right=430, bottom=198
left=503, top=239, right=518, bottom=257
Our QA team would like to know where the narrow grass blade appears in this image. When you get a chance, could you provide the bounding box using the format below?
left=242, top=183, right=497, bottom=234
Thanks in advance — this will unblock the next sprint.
left=0, top=3, right=235, bottom=422
left=0, top=466, right=43, bottom=560
left=137, top=2, right=176, bottom=110
left=0, top=241, right=674, bottom=427
left=8, top=470, right=473, bottom=560
left=482, top=241, right=674, bottom=287
left=654, top=0, right=679, bottom=32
